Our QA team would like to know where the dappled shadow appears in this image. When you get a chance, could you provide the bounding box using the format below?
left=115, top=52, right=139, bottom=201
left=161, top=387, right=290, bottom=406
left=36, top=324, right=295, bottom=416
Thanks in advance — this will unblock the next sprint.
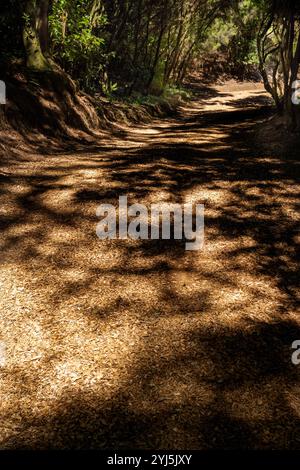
left=1, top=84, right=299, bottom=449
left=2, top=319, right=300, bottom=449
left=226, top=94, right=273, bottom=109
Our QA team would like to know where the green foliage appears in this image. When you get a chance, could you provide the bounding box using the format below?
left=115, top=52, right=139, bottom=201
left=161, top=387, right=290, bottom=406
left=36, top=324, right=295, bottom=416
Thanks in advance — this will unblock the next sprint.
left=202, top=0, right=260, bottom=66
left=164, top=85, right=191, bottom=101
left=49, top=0, right=109, bottom=91
left=1, top=0, right=264, bottom=93
left=203, top=17, right=237, bottom=52
left=102, top=0, right=225, bottom=94
left=2, top=0, right=299, bottom=128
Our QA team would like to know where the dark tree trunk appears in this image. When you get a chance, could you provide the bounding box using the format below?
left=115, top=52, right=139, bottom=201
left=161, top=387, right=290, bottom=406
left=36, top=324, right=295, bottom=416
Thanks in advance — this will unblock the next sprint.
left=37, top=0, right=49, bottom=53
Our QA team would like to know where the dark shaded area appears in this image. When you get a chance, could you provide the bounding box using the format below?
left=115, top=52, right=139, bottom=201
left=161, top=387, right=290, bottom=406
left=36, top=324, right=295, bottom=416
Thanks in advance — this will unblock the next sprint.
left=3, top=320, right=300, bottom=449
left=226, top=94, right=273, bottom=108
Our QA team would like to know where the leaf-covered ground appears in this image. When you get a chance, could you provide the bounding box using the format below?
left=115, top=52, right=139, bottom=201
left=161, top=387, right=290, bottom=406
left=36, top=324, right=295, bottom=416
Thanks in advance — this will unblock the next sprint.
left=1, top=80, right=299, bottom=449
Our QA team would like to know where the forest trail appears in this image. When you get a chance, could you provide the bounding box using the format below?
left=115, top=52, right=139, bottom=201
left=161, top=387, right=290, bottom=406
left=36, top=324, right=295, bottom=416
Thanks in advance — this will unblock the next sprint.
left=1, top=81, right=300, bottom=449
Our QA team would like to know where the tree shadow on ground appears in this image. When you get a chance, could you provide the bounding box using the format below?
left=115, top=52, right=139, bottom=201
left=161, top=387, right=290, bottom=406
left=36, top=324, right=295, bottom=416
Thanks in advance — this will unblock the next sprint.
left=1, top=95, right=299, bottom=450
left=3, top=319, right=300, bottom=449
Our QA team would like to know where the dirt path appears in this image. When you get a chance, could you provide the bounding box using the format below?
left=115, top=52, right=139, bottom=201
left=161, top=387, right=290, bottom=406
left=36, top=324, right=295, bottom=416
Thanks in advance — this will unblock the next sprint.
left=0, top=81, right=300, bottom=449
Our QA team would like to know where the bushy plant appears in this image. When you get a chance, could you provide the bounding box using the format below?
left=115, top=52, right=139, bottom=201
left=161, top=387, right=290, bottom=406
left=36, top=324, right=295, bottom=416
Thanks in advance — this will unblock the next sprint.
left=49, top=0, right=109, bottom=91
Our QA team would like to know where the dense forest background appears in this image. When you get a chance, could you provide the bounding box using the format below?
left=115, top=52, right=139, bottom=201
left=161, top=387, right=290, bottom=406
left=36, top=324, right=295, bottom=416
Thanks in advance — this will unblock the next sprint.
left=1, top=0, right=300, bottom=129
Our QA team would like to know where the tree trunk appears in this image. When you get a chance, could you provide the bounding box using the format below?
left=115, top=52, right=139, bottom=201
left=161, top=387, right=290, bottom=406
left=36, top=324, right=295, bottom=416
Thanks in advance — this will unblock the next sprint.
left=37, top=0, right=49, bottom=53
left=288, top=30, right=300, bottom=129
left=23, top=0, right=50, bottom=70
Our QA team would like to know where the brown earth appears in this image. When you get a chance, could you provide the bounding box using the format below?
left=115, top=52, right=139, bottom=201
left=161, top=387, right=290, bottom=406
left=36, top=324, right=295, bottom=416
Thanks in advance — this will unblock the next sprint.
left=0, top=80, right=300, bottom=449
